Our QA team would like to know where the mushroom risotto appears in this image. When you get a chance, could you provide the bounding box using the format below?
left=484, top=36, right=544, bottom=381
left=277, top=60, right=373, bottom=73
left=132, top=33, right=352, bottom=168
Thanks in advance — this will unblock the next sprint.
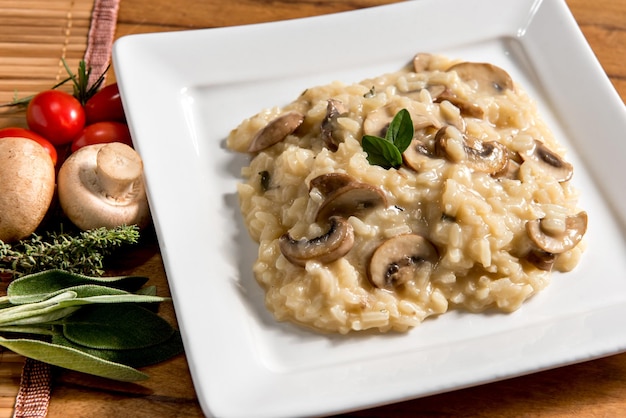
left=227, top=53, right=587, bottom=334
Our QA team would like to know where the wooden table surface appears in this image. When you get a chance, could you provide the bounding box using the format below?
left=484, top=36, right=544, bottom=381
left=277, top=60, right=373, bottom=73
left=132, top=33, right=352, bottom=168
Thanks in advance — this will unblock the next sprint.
left=12, top=0, right=626, bottom=416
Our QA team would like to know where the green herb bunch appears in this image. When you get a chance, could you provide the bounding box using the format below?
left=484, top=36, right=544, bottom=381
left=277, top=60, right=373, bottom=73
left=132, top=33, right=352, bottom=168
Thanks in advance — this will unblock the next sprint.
left=0, top=225, right=140, bottom=279
left=362, top=108, right=414, bottom=169
left=0, top=269, right=183, bottom=382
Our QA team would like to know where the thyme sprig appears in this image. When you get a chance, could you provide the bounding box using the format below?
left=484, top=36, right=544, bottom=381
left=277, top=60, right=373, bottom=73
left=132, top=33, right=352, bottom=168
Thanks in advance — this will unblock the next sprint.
left=0, top=225, right=140, bottom=279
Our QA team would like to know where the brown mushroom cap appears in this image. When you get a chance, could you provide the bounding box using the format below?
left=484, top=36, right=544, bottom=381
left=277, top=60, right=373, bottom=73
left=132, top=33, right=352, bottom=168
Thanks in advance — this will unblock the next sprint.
left=368, top=234, right=439, bottom=289
left=0, top=137, right=55, bottom=243
left=434, top=126, right=509, bottom=175
left=520, top=140, right=573, bottom=182
left=310, top=173, right=387, bottom=223
left=526, top=211, right=587, bottom=254
left=279, top=216, right=354, bottom=267
left=447, top=62, right=514, bottom=94
left=247, top=111, right=304, bottom=153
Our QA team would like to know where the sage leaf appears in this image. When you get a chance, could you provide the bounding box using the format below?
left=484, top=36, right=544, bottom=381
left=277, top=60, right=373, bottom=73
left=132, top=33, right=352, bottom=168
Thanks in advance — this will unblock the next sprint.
left=8, top=269, right=149, bottom=304
left=0, top=324, right=55, bottom=336
left=0, top=291, right=79, bottom=326
left=62, top=304, right=174, bottom=350
left=0, top=336, right=148, bottom=382
left=52, top=330, right=184, bottom=368
left=362, top=135, right=403, bottom=169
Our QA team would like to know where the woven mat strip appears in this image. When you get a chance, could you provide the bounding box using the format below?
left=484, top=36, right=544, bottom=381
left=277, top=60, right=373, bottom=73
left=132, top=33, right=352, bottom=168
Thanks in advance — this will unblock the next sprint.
left=11, top=360, right=51, bottom=418
left=84, top=0, right=121, bottom=86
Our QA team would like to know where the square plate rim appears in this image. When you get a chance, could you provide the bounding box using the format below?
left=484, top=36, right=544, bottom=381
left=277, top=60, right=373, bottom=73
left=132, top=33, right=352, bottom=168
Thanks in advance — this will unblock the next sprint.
left=113, top=0, right=626, bottom=417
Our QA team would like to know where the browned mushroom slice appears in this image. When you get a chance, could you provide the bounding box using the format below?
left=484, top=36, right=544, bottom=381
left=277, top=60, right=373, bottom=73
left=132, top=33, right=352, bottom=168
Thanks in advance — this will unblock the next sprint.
left=526, top=211, right=587, bottom=254
left=362, top=105, right=395, bottom=137
left=368, top=234, right=438, bottom=289
left=435, top=90, right=485, bottom=119
left=321, top=99, right=347, bottom=151
left=309, top=172, right=354, bottom=197
left=314, top=179, right=387, bottom=223
left=412, top=53, right=434, bottom=73
left=247, top=111, right=305, bottom=153
left=447, top=62, right=514, bottom=95
left=279, top=216, right=354, bottom=267
left=520, top=140, right=573, bottom=182
left=525, top=249, right=558, bottom=271
left=402, top=126, right=439, bottom=171
left=435, top=126, right=509, bottom=175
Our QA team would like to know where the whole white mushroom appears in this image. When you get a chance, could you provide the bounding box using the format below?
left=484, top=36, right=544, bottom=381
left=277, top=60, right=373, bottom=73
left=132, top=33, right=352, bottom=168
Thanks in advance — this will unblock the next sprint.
left=57, top=142, right=150, bottom=230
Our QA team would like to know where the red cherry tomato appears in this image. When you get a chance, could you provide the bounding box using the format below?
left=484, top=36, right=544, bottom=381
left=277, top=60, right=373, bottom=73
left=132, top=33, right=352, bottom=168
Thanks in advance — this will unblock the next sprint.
left=0, top=127, right=58, bottom=166
left=84, top=83, right=126, bottom=125
left=26, top=90, right=86, bottom=146
left=71, top=121, right=133, bottom=152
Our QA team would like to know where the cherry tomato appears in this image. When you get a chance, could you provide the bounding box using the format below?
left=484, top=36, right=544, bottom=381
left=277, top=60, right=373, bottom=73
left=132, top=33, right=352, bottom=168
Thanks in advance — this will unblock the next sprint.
left=0, top=127, right=58, bottom=166
left=71, top=121, right=133, bottom=152
left=27, top=90, right=86, bottom=146
left=84, top=83, right=126, bottom=124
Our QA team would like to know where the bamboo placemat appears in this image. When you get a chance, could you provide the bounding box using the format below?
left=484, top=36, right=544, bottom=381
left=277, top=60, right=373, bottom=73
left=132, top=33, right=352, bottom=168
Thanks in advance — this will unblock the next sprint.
left=0, top=1, right=120, bottom=416
left=0, top=0, right=93, bottom=128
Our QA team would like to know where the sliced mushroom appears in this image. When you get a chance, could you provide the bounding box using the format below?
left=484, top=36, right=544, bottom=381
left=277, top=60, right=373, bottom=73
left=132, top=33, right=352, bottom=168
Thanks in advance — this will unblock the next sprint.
left=247, top=111, right=305, bottom=153
left=435, top=90, right=485, bottom=119
left=402, top=139, right=432, bottom=171
left=435, top=126, right=509, bottom=175
left=525, top=249, right=558, bottom=271
left=362, top=105, right=395, bottom=137
left=447, top=62, right=514, bottom=95
left=312, top=173, right=387, bottom=222
left=279, top=216, right=354, bottom=267
left=526, top=211, right=587, bottom=254
left=321, top=99, right=347, bottom=151
left=402, top=127, right=438, bottom=171
left=520, top=140, right=573, bottom=182
left=412, top=53, right=434, bottom=73
left=492, top=158, right=521, bottom=180
left=309, top=172, right=354, bottom=197
left=368, top=234, right=439, bottom=289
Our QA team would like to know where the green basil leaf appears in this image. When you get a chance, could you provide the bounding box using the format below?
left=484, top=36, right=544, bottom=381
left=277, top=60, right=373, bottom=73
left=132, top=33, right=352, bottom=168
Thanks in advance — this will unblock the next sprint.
left=8, top=270, right=149, bottom=304
left=62, top=304, right=174, bottom=350
left=52, top=330, right=184, bottom=368
left=386, top=108, right=414, bottom=153
left=362, top=135, right=403, bottom=169
left=0, top=336, right=148, bottom=382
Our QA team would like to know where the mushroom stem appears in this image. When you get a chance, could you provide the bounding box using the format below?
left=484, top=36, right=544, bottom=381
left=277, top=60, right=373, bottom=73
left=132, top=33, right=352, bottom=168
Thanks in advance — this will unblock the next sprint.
left=96, top=142, right=144, bottom=201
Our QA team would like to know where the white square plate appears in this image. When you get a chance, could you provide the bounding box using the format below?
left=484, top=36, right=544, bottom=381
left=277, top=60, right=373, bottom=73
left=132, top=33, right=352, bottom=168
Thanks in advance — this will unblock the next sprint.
left=113, top=0, right=626, bottom=416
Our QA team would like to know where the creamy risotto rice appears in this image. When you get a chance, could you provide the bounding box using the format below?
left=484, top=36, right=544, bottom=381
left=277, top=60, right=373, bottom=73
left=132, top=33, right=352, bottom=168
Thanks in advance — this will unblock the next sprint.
left=227, top=53, right=587, bottom=334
